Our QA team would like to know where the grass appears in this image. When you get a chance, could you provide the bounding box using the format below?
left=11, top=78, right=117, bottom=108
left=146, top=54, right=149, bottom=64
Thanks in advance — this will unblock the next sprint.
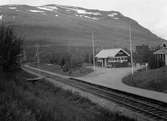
left=122, top=66, right=167, bottom=93
left=0, top=69, right=136, bottom=121
left=30, top=63, right=93, bottom=77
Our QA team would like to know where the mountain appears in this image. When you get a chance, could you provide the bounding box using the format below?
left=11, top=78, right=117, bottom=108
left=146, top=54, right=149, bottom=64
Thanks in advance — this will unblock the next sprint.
left=0, top=4, right=164, bottom=48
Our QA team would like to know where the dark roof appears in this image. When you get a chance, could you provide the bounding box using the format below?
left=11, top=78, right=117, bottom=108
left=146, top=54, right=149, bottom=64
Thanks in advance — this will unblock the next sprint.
left=154, top=48, right=167, bottom=54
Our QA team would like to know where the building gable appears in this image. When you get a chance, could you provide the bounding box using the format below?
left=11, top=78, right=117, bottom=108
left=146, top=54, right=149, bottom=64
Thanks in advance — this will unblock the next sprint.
left=115, top=50, right=129, bottom=57
left=96, top=48, right=130, bottom=58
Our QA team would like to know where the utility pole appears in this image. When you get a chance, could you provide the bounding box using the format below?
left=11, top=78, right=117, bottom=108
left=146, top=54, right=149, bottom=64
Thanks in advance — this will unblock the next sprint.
left=69, top=41, right=72, bottom=74
left=36, top=44, right=40, bottom=68
left=92, top=32, right=95, bottom=71
left=129, top=23, right=134, bottom=76
left=23, top=49, right=27, bottom=62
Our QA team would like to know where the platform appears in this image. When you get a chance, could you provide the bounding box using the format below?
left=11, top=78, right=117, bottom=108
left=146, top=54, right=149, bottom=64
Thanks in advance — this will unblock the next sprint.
left=74, top=67, right=167, bottom=103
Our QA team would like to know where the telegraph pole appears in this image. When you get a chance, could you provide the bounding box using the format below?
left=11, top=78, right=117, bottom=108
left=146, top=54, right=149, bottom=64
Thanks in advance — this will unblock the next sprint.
left=129, top=23, right=134, bottom=76
left=36, top=44, right=40, bottom=68
left=92, top=32, right=95, bottom=71
left=23, top=49, right=27, bottom=62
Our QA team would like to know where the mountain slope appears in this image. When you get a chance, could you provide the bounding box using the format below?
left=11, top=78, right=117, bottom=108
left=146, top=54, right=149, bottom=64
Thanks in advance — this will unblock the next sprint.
left=0, top=4, right=163, bottom=48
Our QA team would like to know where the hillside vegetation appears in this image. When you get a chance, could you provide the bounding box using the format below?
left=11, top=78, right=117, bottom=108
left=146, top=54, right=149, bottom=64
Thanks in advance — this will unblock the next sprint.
left=0, top=4, right=163, bottom=48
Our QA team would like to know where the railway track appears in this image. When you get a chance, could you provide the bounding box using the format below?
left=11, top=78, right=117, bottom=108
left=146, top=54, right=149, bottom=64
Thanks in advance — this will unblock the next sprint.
left=25, top=67, right=167, bottom=121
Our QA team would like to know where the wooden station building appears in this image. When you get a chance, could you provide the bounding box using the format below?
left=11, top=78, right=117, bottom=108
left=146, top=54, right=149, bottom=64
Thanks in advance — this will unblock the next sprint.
left=95, top=48, right=130, bottom=67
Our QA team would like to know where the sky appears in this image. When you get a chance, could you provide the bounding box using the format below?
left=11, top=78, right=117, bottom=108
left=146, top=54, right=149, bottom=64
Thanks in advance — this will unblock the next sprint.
left=0, top=0, right=167, bottom=40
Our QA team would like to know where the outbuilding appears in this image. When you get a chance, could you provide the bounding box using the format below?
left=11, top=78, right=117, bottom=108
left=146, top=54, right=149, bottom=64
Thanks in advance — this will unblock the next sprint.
left=95, top=48, right=130, bottom=67
left=153, top=42, right=167, bottom=66
left=154, top=48, right=167, bottom=66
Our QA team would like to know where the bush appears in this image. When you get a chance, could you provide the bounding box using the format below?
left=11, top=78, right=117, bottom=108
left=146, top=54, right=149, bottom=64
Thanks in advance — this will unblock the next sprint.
left=0, top=25, right=23, bottom=72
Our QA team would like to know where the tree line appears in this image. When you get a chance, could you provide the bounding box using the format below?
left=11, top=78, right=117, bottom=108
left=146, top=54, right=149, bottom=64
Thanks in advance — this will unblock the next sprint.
left=0, top=24, right=164, bottom=73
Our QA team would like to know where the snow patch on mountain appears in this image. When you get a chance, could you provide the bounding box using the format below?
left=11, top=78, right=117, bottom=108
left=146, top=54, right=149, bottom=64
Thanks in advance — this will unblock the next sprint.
left=76, top=10, right=100, bottom=15
left=75, top=14, right=84, bottom=17
left=65, top=7, right=101, bottom=16
left=89, top=12, right=101, bottom=16
left=29, top=10, right=44, bottom=13
left=45, top=6, right=58, bottom=10
left=75, top=9, right=87, bottom=14
left=108, top=13, right=118, bottom=17
left=8, top=7, right=16, bottom=9
left=37, top=6, right=53, bottom=11
left=75, top=14, right=99, bottom=20
left=84, top=15, right=99, bottom=20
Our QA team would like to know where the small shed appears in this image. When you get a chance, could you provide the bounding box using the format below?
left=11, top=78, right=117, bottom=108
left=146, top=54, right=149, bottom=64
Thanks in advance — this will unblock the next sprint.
left=95, top=48, right=130, bottom=67
left=154, top=48, right=167, bottom=66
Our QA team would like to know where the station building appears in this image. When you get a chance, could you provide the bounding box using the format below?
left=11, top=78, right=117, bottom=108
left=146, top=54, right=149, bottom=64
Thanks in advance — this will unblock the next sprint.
left=95, top=48, right=130, bottom=67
